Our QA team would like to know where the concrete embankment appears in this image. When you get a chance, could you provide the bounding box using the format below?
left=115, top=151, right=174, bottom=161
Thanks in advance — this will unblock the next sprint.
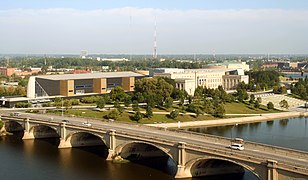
left=146, top=111, right=308, bottom=128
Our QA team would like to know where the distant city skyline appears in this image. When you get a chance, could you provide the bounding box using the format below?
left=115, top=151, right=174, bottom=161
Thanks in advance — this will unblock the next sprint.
left=0, top=1, right=307, bottom=54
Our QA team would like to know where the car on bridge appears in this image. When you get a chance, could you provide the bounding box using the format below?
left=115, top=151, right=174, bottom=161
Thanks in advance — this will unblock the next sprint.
left=62, top=120, right=70, bottom=123
left=82, top=122, right=92, bottom=127
left=229, top=143, right=244, bottom=151
left=12, top=112, right=21, bottom=116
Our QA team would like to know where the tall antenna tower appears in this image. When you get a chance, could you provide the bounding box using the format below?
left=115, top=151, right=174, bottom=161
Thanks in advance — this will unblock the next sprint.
left=153, top=17, right=157, bottom=59
left=129, top=14, right=132, bottom=61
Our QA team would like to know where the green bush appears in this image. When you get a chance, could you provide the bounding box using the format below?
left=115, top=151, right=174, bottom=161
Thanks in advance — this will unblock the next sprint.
left=15, top=102, right=31, bottom=108
left=169, top=110, right=179, bottom=119
left=107, top=109, right=120, bottom=120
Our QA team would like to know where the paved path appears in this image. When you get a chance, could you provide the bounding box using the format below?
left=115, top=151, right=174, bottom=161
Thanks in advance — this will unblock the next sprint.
left=146, top=111, right=308, bottom=128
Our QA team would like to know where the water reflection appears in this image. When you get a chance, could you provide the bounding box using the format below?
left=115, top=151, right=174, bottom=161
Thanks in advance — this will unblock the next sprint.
left=0, top=131, right=260, bottom=180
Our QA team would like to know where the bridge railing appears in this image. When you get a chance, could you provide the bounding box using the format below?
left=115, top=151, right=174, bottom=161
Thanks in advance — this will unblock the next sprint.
left=167, top=128, right=308, bottom=159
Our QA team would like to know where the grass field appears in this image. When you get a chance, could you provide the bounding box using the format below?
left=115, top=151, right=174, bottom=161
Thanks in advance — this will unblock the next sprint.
left=46, top=101, right=281, bottom=124
left=224, top=102, right=282, bottom=114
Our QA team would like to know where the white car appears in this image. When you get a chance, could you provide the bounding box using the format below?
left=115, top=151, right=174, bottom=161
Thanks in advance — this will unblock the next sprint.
left=82, top=122, right=92, bottom=127
left=229, top=143, right=244, bottom=151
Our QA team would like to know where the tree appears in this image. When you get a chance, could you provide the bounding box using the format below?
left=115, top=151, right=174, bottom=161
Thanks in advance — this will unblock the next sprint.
left=169, top=110, right=179, bottom=119
left=213, top=104, right=225, bottom=118
left=7, top=86, right=14, bottom=96
left=254, top=101, right=260, bottom=108
left=96, top=98, right=105, bottom=109
left=132, top=100, right=139, bottom=112
left=114, top=100, right=124, bottom=113
left=134, top=77, right=174, bottom=107
left=203, top=98, right=214, bottom=114
left=107, top=109, right=120, bottom=120
left=236, top=89, right=248, bottom=102
left=123, top=95, right=132, bottom=107
left=164, top=97, right=173, bottom=109
left=267, top=102, right=274, bottom=109
left=110, top=86, right=126, bottom=102
left=18, top=79, right=27, bottom=87
left=279, top=100, right=289, bottom=109
left=249, top=94, right=255, bottom=104
left=145, top=105, right=153, bottom=118
left=194, top=107, right=203, bottom=117
left=63, top=100, right=72, bottom=110
left=15, top=86, right=26, bottom=96
left=132, top=110, right=143, bottom=122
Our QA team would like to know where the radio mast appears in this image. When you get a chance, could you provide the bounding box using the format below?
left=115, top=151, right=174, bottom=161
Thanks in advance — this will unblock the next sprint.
left=153, top=17, right=157, bottom=59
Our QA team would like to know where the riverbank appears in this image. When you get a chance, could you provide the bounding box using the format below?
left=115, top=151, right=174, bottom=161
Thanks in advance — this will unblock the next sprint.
left=146, top=111, right=308, bottom=128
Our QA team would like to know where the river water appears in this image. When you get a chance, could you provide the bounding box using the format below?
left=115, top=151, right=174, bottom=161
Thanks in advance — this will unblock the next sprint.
left=2, top=117, right=307, bottom=180
left=186, top=117, right=308, bottom=152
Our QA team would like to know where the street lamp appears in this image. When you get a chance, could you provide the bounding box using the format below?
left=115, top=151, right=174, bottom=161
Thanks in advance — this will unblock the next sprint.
left=230, top=123, right=238, bottom=145
left=61, top=98, right=64, bottom=117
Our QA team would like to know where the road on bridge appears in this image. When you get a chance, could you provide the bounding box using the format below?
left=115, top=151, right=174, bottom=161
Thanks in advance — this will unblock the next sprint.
left=1, top=110, right=308, bottom=170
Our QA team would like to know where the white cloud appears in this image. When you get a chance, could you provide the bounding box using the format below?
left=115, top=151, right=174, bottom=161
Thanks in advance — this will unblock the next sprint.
left=0, top=7, right=307, bottom=54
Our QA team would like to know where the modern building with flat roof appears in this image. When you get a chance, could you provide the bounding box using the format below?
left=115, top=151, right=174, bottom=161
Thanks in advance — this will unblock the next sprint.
left=27, top=72, right=145, bottom=98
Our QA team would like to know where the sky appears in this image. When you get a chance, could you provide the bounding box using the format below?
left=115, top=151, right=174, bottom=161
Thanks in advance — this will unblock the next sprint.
left=0, top=0, right=308, bottom=55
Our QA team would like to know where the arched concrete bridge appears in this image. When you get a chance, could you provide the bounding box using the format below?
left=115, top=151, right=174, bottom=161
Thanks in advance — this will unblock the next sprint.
left=2, top=115, right=308, bottom=180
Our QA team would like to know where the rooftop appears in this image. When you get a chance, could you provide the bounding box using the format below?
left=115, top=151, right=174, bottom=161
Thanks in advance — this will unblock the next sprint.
left=36, top=71, right=144, bottom=80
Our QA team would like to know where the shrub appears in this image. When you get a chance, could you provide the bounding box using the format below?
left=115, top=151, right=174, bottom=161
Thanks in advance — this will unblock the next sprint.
left=169, top=110, right=179, bottom=119
left=107, top=109, right=120, bottom=120
left=132, top=111, right=143, bottom=121
left=15, top=102, right=31, bottom=108
left=267, top=102, right=274, bottom=109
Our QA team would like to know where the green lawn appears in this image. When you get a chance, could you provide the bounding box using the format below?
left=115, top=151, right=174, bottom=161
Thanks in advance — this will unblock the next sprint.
left=46, top=101, right=281, bottom=124
left=224, top=102, right=282, bottom=114
left=47, top=109, right=218, bottom=124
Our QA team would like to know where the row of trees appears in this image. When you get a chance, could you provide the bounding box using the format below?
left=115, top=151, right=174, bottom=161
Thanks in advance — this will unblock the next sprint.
left=236, top=70, right=281, bottom=92
left=291, top=78, right=308, bottom=99
left=0, top=86, right=26, bottom=96
left=4, top=57, right=208, bottom=72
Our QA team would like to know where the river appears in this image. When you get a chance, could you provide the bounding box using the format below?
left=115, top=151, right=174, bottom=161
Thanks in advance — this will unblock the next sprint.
left=2, top=117, right=306, bottom=180
left=186, top=117, right=308, bottom=152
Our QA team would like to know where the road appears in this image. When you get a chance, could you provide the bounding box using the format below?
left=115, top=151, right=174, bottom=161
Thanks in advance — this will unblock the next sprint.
left=2, top=110, right=308, bottom=170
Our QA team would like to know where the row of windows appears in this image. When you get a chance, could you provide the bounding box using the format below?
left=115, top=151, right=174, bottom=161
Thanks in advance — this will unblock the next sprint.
left=75, top=85, right=92, bottom=89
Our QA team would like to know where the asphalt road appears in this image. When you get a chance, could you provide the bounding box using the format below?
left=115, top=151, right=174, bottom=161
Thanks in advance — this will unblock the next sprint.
left=1, top=110, right=308, bottom=170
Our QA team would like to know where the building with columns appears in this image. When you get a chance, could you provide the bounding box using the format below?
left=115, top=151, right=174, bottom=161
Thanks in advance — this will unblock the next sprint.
left=150, top=68, right=249, bottom=95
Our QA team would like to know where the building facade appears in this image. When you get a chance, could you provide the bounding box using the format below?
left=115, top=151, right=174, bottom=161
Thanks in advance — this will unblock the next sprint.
left=27, top=72, right=144, bottom=98
left=150, top=68, right=249, bottom=95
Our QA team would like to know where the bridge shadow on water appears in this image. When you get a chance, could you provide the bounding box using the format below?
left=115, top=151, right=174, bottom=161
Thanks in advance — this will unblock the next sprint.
left=74, top=145, right=109, bottom=159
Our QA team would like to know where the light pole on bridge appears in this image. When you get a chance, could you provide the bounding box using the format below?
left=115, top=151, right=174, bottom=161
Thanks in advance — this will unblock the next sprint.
left=230, top=123, right=238, bottom=146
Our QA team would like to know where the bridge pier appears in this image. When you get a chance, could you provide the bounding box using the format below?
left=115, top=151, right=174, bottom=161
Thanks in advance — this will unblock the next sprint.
left=267, top=160, right=278, bottom=180
left=58, top=122, right=72, bottom=148
left=175, top=142, right=191, bottom=179
left=22, top=118, right=34, bottom=140
left=106, top=130, right=116, bottom=160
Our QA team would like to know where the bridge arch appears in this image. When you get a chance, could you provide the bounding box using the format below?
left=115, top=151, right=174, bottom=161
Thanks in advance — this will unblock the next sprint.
left=4, top=120, right=24, bottom=132
left=29, top=125, right=59, bottom=139
left=65, top=131, right=107, bottom=148
left=185, top=156, right=261, bottom=179
left=116, top=141, right=177, bottom=176
left=115, top=141, right=174, bottom=160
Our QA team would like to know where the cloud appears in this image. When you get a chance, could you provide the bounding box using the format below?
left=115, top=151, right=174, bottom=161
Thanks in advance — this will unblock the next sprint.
left=0, top=7, right=307, bottom=54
